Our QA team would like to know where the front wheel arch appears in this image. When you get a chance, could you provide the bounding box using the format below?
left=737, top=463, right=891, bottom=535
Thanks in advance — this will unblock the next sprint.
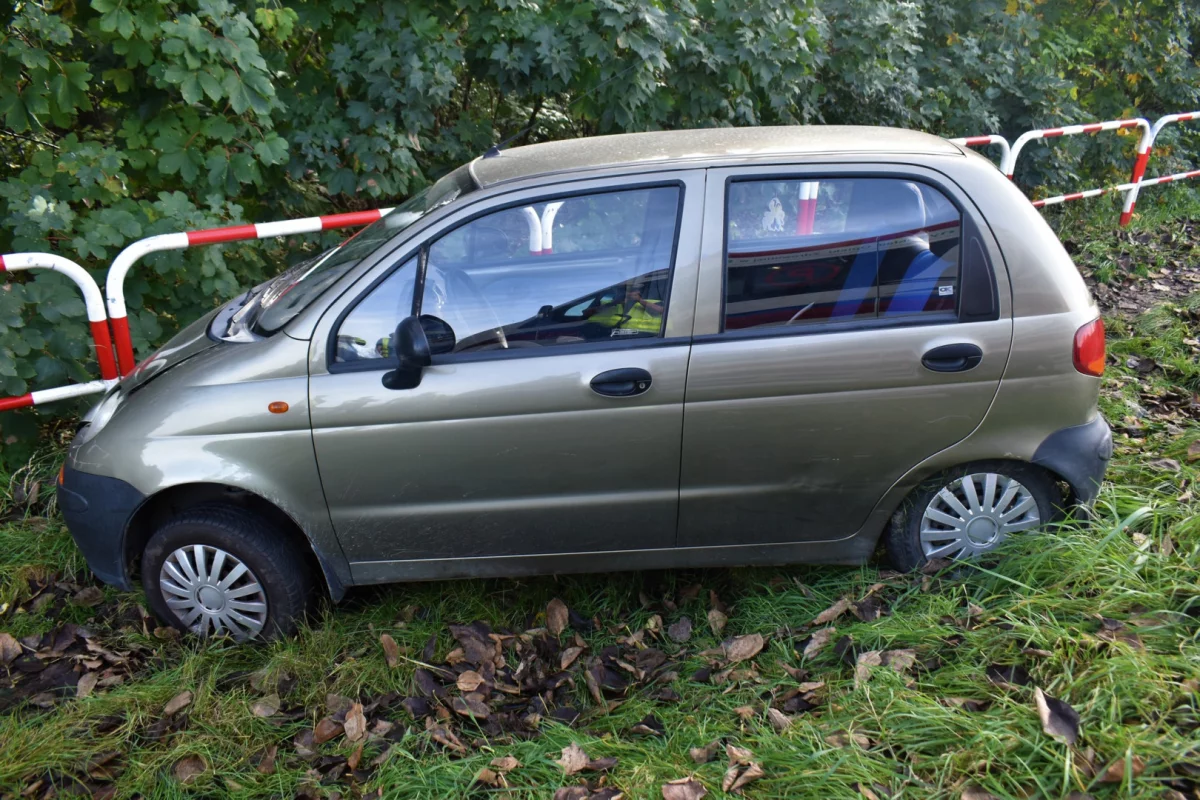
left=123, top=483, right=343, bottom=603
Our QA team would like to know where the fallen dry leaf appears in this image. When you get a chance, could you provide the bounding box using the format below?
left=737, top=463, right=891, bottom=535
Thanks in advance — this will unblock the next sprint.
left=724, top=633, right=764, bottom=663
left=547, top=598, right=569, bottom=636
left=1034, top=687, right=1080, bottom=745
left=707, top=608, right=728, bottom=637
left=1187, top=440, right=1200, bottom=462
left=662, top=777, right=708, bottom=800
left=826, top=731, right=871, bottom=748
left=556, top=742, right=591, bottom=775
left=163, top=690, right=193, bottom=717
left=313, top=717, right=344, bottom=745
left=855, top=650, right=882, bottom=686
left=812, top=596, right=852, bottom=626
left=726, top=744, right=753, bottom=766
left=668, top=616, right=693, bottom=643
left=76, top=672, right=99, bottom=699
left=729, top=762, right=765, bottom=793
left=961, top=786, right=998, bottom=800
left=347, top=741, right=365, bottom=770
left=491, top=755, right=522, bottom=772
left=474, top=767, right=504, bottom=788
left=380, top=633, right=401, bottom=668
left=803, top=627, right=835, bottom=659
left=173, top=754, right=207, bottom=785
left=1101, top=754, right=1146, bottom=782
left=344, top=702, right=367, bottom=742
left=561, top=646, right=585, bottom=670
left=72, top=587, right=104, bottom=607
left=251, top=693, right=280, bottom=718
left=766, top=707, right=793, bottom=731
left=882, top=648, right=917, bottom=673
left=0, top=632, right=21, bottom=664
left=690, top=741, right=720, bottom=764
left=256, top=745, right=277, bottom=775
left=457, top=670, right=485, bottom=692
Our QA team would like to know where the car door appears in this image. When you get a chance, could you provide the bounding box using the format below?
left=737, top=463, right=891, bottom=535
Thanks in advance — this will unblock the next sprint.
left=677, top=165, right=1012, bottom=548
left=308, top=172, right=704, bottom=577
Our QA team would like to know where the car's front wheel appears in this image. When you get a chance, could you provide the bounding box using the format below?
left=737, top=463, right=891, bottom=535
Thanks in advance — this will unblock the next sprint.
left=141, top=505, right=314, bottom=641
left=885, top=462, right=1060, bottom=572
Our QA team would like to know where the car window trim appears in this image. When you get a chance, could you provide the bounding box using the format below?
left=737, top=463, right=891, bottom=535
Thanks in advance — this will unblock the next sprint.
left=716, top=170, right=996, bottom=337
left=326, top=178, right=689, bottom=373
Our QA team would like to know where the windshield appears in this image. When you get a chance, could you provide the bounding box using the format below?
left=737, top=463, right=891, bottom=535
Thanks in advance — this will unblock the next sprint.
left=251, top=164, right=476, bottom=334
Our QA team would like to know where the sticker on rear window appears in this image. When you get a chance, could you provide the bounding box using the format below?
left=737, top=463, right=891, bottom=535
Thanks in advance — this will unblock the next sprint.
left=938, top=285, right=955, bottom=296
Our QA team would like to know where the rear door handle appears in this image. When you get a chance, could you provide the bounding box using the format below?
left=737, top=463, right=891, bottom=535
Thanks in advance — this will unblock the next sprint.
left=922, top=343, right=983, bottom=373
left=590, top=368, right=652, bottom=397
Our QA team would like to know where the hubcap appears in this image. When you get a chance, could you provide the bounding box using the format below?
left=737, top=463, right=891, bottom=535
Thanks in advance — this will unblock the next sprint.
left=159, top=545, right=268, bottom=640
left=919, top=473, right=1041, bottom=561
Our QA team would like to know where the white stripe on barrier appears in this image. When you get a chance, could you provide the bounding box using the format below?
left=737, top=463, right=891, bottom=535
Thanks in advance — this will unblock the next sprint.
left=1121, top=111, right=1200, bottom=225
left=3, top=253, right=108, bottom=323
left=105, top=233, right=190, bottom=320
left=520, top=207, right=543, bottom=256
left=541, top=202, right=563, bottom=254
left=30, top=379, right=117, bottom=405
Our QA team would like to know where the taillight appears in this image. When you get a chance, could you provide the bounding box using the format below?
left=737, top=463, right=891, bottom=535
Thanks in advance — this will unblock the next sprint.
left=1073, top=318, right=1105, bottom=376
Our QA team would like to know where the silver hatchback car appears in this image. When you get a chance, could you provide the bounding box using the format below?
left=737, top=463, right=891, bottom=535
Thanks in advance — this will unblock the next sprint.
left=58, top=126, right=1112, bottom=639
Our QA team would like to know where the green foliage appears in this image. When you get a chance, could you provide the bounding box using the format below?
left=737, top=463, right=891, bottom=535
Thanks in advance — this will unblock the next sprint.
left=1, top=0, right=1198, bottom=464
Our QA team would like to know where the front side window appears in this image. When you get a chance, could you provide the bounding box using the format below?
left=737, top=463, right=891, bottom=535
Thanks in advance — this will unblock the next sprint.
left=724, top=178, right=962, bottom=331
left=333, top=185, right=682, bottom=362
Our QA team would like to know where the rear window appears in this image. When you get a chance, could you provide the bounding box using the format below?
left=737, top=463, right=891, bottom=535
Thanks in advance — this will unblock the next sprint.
left=724, top=178, right=962, bottom=331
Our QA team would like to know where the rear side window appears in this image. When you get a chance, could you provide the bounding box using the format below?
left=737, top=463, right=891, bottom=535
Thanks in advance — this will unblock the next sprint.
left=724, top=178, right=962, bottom=331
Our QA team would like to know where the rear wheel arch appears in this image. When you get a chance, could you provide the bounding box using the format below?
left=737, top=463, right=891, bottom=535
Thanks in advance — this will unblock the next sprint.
left=123, top=483, right=343, bottom=602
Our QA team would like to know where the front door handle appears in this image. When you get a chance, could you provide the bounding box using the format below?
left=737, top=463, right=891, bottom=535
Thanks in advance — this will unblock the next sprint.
left=922, top=343, right=983, bottom=373
left=590, top=368, right=652, bottom=397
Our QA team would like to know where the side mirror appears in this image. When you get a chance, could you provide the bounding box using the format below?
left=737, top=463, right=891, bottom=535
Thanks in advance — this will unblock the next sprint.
left=419, top=314, right=456, bottom=356
left=382, top=316, right=431, bottom=390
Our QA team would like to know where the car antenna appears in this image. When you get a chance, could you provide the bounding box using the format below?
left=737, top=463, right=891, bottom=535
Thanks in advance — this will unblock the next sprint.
left=482, top=123, right=536, bottom=159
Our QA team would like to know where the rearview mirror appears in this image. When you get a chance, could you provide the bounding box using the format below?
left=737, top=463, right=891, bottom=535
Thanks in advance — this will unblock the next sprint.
left=382, top=316, right=431, bottom=390
left=419, top=315, right=456, bottom=356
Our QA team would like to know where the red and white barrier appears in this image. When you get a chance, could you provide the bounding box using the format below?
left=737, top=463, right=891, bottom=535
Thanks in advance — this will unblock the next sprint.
left=0, top=253, right=117, bottom=381
left=1003, top=117, right=1150, bottom=179
left=950, top=135, right=1012, bottom=169
left=1031, top=168, right=1200, bottom=208
left=794, top=182, right=819, bottom=235
left=1120, top=110, right=1199, bottom=226
left=0, top=379, right=118, bottom=412
left=105, top=208, right=394, bottom=376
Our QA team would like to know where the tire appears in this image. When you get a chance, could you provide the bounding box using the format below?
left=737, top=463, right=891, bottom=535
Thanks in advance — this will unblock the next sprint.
left=884, top=461, right=1061, bottom=572
left=142, top=504, right=314, bottom=641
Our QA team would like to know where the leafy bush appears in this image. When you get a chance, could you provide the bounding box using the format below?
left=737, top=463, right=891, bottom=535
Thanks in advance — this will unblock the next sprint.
left=1, top=0, right=1198, bottom=463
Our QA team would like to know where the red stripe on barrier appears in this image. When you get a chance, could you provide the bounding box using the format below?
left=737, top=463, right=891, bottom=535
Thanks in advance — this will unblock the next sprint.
left=1119, top=210, right=1133, bottom=226
left=319, top=210, right=385, bottom=230
left=1032, top=200, right=1046, bottom=208
left=0, top=394, right=34, bottom=412
left=1119, top=120, right=1140, bottom=128
left=1042, top=129, right=1064, bottom=137
left=187, top=225, right=259, bottom=246
left=0, top=255, right=6, bottom=272
left=89, top=320, right=118, bottom=380
left=1082, top=124, right=1103, bottom=133
left=111, top=315, right=135, bottom=377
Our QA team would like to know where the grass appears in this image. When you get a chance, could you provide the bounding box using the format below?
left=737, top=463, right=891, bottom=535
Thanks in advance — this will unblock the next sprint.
left=1, top=210, right=1199, bottom=799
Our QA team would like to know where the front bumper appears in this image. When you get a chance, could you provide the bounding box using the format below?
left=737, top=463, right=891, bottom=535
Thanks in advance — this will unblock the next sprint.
left=58, top=464, right=145, bottom=590
left=1032, top=414, right=1113, bottom=506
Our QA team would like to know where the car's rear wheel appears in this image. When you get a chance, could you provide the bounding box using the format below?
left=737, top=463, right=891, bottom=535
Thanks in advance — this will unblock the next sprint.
left=885, top=462, right=1060, bottom=572
left=142, top=505, right=313, bottom=641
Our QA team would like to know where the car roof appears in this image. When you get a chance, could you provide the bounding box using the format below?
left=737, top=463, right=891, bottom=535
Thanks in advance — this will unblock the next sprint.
left=469, top=125, right=963, bottom=187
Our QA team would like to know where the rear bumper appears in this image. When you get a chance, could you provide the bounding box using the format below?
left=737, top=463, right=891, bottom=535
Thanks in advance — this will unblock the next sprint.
left=58, top=465, right=145, bottom=590
left=1032, top=414, right=1113, bottom=506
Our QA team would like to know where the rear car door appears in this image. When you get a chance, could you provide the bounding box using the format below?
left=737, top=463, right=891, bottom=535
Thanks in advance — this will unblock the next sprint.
left=308, top=172, right=704, bottom=578
left=678, top=165, right=1012, bottom=547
